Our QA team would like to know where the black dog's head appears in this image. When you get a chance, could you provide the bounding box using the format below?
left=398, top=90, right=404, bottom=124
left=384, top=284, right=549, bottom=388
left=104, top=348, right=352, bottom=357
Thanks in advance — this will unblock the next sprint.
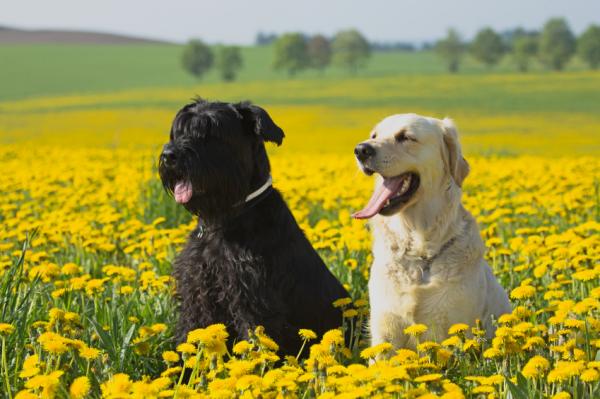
left=158, top=98, right=284, bottom=221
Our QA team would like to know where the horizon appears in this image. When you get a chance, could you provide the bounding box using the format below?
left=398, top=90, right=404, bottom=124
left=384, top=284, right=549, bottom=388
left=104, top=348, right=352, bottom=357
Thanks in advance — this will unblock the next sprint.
left=3, top=0, right=599, bottom=45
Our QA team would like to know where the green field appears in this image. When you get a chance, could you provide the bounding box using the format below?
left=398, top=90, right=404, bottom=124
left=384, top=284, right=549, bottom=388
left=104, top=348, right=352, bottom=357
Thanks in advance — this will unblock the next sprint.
left=0, top=44, right=599, bottom=156
left=0, top=44, right=593, bottom=102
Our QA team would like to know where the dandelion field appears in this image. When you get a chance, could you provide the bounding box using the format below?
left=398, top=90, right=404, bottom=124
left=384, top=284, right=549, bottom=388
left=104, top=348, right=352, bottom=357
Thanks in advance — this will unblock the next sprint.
left=1, top=70, right=600, bottom=398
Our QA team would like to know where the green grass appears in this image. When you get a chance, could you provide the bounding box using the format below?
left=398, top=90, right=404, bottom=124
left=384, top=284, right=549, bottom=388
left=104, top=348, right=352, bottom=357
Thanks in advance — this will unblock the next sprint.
left=0, top=44, right=593, bottom=102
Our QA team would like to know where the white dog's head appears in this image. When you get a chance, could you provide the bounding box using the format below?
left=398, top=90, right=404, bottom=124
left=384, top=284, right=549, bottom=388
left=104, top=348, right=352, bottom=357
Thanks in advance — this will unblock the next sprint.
left=353, top=113, right=469, bottom=219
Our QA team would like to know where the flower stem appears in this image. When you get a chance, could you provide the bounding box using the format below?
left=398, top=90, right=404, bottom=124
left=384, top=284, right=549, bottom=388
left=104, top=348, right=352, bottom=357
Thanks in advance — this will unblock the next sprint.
left=2, top=337, right=12, bottom=399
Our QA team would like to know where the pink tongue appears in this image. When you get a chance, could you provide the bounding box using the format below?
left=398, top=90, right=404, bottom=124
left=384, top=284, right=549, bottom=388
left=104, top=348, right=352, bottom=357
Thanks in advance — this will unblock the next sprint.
left=352, top=177, right=404, bottom=219
left=174, top=181, right=193, bottom=204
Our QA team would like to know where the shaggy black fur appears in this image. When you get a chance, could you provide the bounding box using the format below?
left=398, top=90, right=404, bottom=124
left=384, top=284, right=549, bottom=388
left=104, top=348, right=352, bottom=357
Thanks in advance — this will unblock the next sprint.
left=158, top=98, right=349, bottom=356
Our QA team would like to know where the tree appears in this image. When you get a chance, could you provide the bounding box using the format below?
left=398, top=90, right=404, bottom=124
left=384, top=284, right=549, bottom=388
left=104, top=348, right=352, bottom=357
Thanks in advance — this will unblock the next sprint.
left=181, top=39, right=214, bottom=79
left=435, top=29, right=465, bottom=73
left=470, top=27, right=506, bottom=68
left=255, top=32, right=277, bottom=46
left=331, top=29, right=371, bottom=73
left=272, top=33, right=309, bottom=76
left=216, top=46, right=243, bottom=82
left=512, top=35, right=538, bottom=72
left=578, top=24, right=600, bottom=69
left=538, top=18, right=576, bottom=71
left=307, top=34, right=332, bottom=72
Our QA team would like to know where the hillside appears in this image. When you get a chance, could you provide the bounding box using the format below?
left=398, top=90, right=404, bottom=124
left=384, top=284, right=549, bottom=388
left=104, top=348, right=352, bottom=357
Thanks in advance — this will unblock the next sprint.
left=0, top=25, right=170, bottom=44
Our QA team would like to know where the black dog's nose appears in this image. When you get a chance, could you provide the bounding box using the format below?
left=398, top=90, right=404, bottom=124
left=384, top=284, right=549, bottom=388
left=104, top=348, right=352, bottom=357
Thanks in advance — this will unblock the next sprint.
left=161, top=146, right=176, bottom=167
left=354, top=143, right=375, bottom=162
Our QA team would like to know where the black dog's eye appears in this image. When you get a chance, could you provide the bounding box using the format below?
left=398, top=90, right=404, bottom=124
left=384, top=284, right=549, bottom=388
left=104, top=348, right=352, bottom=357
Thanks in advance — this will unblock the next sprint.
left=395, top=129, right=414, bottom=143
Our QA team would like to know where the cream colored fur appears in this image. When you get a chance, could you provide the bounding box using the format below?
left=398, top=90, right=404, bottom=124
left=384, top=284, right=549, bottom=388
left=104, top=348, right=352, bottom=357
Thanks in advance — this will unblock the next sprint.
left=359, top=114, right=511, bottom=350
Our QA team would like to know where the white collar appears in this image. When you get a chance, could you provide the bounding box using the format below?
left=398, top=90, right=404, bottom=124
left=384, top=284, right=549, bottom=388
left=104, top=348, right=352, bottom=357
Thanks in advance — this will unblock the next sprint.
left=245, top=176, right=272, bottom=202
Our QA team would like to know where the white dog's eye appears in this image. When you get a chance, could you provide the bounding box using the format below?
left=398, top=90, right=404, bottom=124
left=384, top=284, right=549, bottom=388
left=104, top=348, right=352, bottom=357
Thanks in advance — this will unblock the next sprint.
left=370, top=132, right=377, bottom=139
left=395, top=129, right=409, bottom=142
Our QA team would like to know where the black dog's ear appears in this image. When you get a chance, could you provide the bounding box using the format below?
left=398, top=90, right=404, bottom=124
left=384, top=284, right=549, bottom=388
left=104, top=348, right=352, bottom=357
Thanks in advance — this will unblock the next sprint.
left=235, top=101, right=285, bottom=146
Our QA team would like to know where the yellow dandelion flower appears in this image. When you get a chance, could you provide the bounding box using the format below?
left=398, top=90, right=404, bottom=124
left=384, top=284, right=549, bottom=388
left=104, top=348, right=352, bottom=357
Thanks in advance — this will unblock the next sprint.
left=151, top=323, right=168, bottom=334
left=354, top=299, right=369, bottom=307
left=69, top=376, right=91, bottom=399
left=298, top=329, right=317, bottom=341
left=417, top=341, right=440, bottom=352
left=38, top=332, right=70, bottom=354
left=463, top=339, right=480, bottom=351
left=497, top=313, right=518, bottom=325
left=404, top=324, right=428, bottom=337
left=547, top=361, right=585, bottom=383
left=19, top=354, right=40, bottom=378
left=79, top=346, right=101, bottom=361
left=521, top=356, right=550, bottom=379
left=563, top=319, right=585, bottom=330
left=101, top=373, right=132, bottom=397
left=25, top=371, right=63, bottom=397
left=581, top=368, right=600, bottom=383
left=510, top=285, right=536, bottom=300
left=236, top=375, right=261, bottom=391
left=332, top=297, right=352, bottom=308
left=160, top=367, right=182, bottom=378
left=483, top=348, right=503, bottom=359
left=257, top=334, right=279, bottom=352
left=232, top=340, right=252, bottom=355
left=321, top=329, right=344, bottom=347
left=472, top=385, right=495, bottom=394
left=572, top=269, right=597, bottom=281
left=441, top=336, right=462, bottom=347
left=176, top=343, right=197, bottom=354
left=14, top=390, right=38, bottom=399
left=394, top=348, right=418, bottom=363
left=0, top=323, right=15, bottom=335
left=448, top=323, right=470, bottom=335
left=61, top=263, right=80, bottom=275
left=159, top=351, right=178, bottom=364
left=120, top=286, right=134, bottom=295
left=360, top=342, right=393, bottom=359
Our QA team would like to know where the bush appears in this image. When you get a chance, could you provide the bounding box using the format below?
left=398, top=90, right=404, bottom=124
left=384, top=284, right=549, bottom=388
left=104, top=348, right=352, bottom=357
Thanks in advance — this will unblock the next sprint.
left=272, top=33, right=309, bottom=76
left=307, top=34, right=332, bottom=72
left=577, top=25, right=600, bottom=69
left=435, top=29, right=465, bottom=73
left=181, top=39, right=214, bottom=79
left=513, top=36, right=538, bottom=72
left=538, top=18, right=576, bottom=71
left=470, top=27, right=506, bottom=68
left=216, top=46, right=243, bottom=82
left=331, top=29, right=371, bottom=74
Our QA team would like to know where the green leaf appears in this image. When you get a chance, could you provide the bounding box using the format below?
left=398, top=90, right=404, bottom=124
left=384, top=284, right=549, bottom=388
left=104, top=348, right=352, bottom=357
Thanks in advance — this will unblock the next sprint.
left=505, top=374, right=529, bottom=399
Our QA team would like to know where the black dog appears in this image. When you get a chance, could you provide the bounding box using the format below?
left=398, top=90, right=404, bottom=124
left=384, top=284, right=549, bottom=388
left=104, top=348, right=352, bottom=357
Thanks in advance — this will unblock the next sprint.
left=158, top=98, right=349, bottom=355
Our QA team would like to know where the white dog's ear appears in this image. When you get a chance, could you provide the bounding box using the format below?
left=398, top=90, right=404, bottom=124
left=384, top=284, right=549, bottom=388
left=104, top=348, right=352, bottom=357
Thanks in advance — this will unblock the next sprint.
left=441, top=118, right=469, bottom=187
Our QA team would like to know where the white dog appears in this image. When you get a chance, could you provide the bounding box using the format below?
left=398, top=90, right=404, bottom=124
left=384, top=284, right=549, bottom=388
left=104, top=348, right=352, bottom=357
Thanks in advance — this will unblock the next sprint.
left=353, top=113, right=511, bottom=350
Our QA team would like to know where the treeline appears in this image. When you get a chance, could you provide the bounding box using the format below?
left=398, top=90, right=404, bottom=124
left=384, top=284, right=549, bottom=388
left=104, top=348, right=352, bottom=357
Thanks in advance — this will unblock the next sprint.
left=436, top=18, right=600, bottom=72
left=179, top=18, right=600, bottom=80
left=272, top=30, right=370, bottom=76
left=179, top=30, right=372, bottom=80
left=181, top=42, right=243, bottom=81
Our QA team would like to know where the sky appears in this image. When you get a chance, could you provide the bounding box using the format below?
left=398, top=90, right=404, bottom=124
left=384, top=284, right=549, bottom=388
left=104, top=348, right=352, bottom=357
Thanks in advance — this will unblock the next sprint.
left=3, top=0, right=600, bottom=44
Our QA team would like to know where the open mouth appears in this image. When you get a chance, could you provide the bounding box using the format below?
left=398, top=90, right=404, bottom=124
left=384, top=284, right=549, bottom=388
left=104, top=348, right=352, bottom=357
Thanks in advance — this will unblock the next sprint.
left=173, top=180, right=193, bottom=204
left=352, top=172, right=420, bottom=219
left=361, top=165, right=375, bottom=176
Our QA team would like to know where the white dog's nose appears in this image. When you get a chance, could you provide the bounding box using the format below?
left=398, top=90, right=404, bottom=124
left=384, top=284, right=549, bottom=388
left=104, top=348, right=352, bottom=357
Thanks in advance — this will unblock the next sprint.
left=355, top=142, right=375, bottom=162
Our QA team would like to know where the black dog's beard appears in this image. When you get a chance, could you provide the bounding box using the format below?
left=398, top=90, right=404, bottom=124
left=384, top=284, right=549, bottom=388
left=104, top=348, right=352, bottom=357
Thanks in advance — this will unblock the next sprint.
left=159, top=148, right=251, bottom=223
